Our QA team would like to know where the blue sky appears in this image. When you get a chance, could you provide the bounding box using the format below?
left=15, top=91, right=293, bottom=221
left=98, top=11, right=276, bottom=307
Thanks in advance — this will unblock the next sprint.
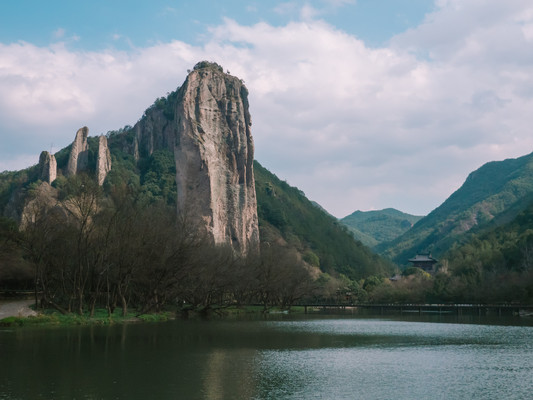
left=0, top=1, right=434, bottom=49
left=1, top=1, right=533, bottom=217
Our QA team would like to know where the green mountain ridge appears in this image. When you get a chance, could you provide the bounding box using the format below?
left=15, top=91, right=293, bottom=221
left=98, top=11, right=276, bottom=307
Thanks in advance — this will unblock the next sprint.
left=379, top=152, right=533, bottom=265
left=340, top=208, right=423, bottom=248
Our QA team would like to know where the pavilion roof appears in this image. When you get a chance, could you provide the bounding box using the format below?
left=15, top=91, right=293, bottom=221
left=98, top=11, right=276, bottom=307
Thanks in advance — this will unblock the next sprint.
left=408, top=252, right=438, bottom=263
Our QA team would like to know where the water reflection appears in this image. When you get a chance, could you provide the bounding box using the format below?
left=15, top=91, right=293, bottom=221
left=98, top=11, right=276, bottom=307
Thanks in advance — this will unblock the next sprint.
left=1, top=315, right=532, bottom=399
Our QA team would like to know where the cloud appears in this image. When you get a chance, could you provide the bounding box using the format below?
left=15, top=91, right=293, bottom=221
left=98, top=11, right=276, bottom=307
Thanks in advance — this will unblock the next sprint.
left=300, top=4, right=319, bottom=20
left=2, top=2, right=533, bottom=217
left=53, top=28, right=66, bottom=39
left=322, top=0, right=356, bottom=6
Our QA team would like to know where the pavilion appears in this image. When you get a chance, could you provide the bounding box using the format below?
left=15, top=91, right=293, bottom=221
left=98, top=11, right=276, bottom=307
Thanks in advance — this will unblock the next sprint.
left=408, top=252, right=438, bottom=273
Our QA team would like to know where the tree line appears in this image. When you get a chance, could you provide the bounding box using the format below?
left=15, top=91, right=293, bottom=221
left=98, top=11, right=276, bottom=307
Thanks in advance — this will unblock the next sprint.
left=1, top=174, right=360, bottom=316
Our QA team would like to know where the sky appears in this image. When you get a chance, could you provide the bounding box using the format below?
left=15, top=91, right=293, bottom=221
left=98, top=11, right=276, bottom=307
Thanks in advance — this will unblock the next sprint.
left=1, top=0, right=533, bottom=218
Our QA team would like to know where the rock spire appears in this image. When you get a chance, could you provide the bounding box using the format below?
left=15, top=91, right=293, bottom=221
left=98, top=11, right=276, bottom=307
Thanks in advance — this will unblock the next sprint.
left=38, top=151, right=57, bottom=184
left=174, top=63, right=259, bottom=254
left=96, top=135, right=112, bottom=186
left=67, top=127, right=89, bottom=176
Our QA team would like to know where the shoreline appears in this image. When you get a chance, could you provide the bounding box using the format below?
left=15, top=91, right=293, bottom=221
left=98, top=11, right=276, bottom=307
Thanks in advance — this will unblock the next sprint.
left=0, top=301, right=305, bottom=328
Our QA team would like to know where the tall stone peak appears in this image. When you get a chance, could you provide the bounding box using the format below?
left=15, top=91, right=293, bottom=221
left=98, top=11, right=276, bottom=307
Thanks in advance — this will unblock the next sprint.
left=67, top=126, right=89, bottom=176
left=38, top=151, right=57, bottom=184
left=174, top=63, right=259, bottom=254
left=134, top=61, right=260, bottom=254
left=96, top=135, right=112, bottom=186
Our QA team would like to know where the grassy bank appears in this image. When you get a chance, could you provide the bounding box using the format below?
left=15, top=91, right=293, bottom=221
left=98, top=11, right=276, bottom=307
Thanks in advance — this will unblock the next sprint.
left=0, top=305, right=307, bottom=327
left=0, top=308, right=175, bottom=327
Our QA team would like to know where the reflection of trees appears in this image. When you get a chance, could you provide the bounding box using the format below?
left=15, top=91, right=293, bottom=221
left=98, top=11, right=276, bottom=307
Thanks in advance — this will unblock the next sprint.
left=203, top=349, right=258, bottom=400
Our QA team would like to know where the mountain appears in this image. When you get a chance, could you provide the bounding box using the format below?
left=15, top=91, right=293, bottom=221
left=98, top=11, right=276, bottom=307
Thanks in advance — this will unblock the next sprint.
left=2, top=62, right=259, bottom=255
left=0, top=61, right=391, bottom=281
left=378, top=152, right=533, bottom=264
left=340, top=208, right=423, bottom=248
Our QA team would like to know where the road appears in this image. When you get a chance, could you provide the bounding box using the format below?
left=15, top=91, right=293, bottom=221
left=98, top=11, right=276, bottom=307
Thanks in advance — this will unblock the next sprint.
left=0, top=299, right=37, bottom=319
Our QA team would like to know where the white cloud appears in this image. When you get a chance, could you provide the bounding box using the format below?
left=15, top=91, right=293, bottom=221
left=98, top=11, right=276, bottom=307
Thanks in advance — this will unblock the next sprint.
left=53, top=28, right=66, bottom=39
left=300, top=4, right=319, bottom=20
left=2, top=2, right=533, bottom=217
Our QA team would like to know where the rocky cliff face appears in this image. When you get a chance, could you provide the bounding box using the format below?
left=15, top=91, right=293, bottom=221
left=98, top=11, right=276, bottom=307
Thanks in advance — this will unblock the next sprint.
left=96, top=135, right=112, bottom=186
left=134, top=62, right=260, bottom=254
left=38, top=151, right=57, bottom=184
left=67, top=127, right=89, bottom=176
left=175, top=64, right=259, bottom=254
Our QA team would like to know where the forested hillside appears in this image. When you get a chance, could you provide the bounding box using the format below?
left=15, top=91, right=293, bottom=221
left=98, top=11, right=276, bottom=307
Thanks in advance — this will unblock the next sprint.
left=439, top=200, right=533, bottom=303
left=379, top=152, right=533, bottom=265
left=340, top=208, right=422, bottom=248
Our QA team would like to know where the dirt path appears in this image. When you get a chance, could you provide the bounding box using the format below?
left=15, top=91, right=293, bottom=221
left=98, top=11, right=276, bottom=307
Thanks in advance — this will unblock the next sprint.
left=0, top=299, right=38, bottom=319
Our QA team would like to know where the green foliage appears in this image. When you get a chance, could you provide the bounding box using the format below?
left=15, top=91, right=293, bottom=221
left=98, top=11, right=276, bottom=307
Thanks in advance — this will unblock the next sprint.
left=303, top=250, right=320, bottom=267
left=138, top=150, right=177, bottom=205
left=143, top=89, right=180, bottom=120
left=86, top=136, right=99, bottom=172
left=104, top=127, right=141, bottom=192
left=0, top=166, right=39, bottom=214
left=0, top=309, right=171, bottom=327
left=54, top=145, right=71, bottom=170
left=254, top=161, right=393, bottom=280
left=362, top=275, right=385, bottom=292
left=402, top=266, right=431, bottom=278
left=433, top=199, right=533, bottom=303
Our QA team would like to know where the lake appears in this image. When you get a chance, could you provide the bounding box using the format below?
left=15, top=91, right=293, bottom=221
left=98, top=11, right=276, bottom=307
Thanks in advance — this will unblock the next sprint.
left=1, top=313, right=532, bottom=399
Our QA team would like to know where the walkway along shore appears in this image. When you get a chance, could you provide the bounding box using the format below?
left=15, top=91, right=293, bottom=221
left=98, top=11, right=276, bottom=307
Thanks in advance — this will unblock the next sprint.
left=0, top=300, right=38, bottom=319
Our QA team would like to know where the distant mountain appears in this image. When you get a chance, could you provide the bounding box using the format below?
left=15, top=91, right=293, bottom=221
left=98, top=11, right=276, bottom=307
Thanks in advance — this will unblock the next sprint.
left=378, top=152, right=533, bottom=264
left=340, top=208, right=423, bottom=248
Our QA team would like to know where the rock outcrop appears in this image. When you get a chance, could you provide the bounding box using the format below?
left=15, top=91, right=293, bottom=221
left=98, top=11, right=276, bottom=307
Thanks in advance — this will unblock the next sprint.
left=96, top=135, right=112, bottom=186
left=67, top=127, right=89, bottom=176
left=38, top=151, right=57, bottom=184
left=19, top=182, right=59, bottom=230
left=133, top=62, right=260, bottom=254
left=174, top=63, right=259, bottom=254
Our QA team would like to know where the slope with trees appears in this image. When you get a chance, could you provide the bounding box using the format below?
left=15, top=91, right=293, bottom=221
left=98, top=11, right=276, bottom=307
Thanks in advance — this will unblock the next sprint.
left=379, top=152, right=533, bottom=265
left=340, top=208, right=423, bottom=248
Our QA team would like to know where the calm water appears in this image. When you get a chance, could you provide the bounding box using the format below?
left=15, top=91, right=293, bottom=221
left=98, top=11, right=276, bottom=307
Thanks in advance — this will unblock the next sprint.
left=1, top=314, right=532, bottom=400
